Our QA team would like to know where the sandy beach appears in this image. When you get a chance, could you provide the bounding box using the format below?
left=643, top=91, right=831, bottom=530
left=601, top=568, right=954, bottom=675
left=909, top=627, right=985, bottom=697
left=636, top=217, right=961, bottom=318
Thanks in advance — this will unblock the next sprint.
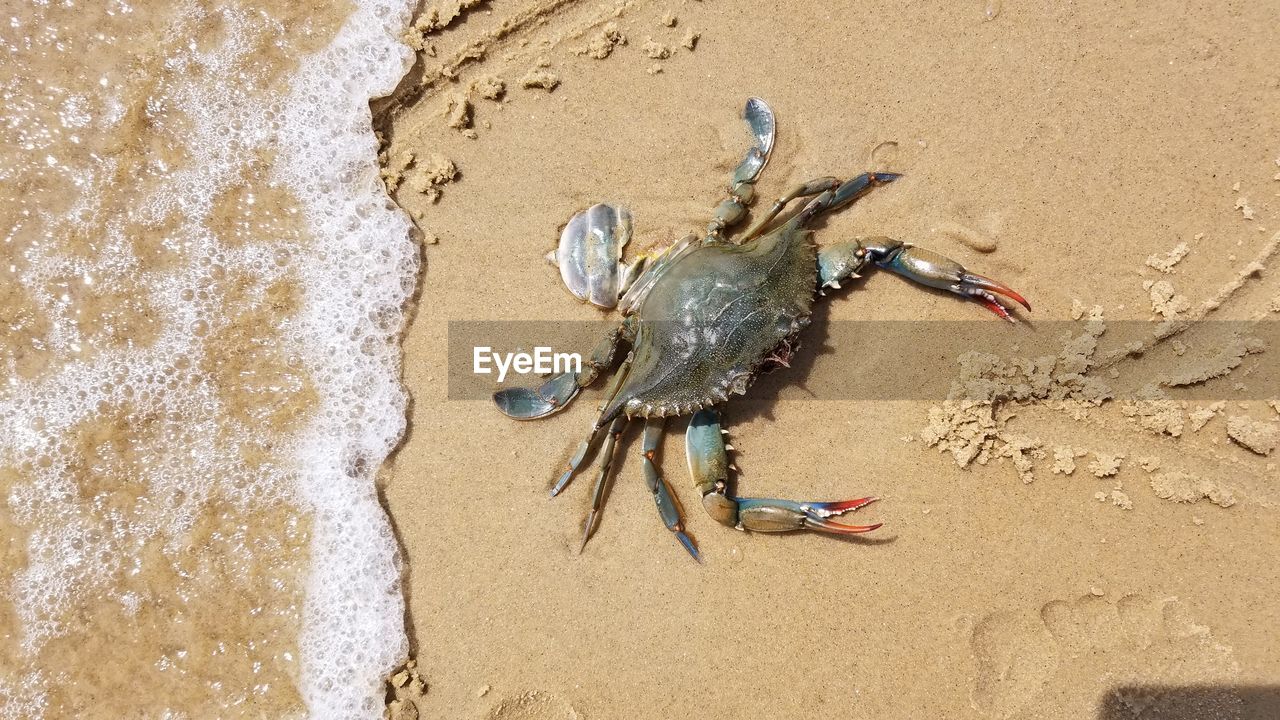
left=379, top=1, right=1279, bottom=718
left=2, top=0, right=1278, bottom=718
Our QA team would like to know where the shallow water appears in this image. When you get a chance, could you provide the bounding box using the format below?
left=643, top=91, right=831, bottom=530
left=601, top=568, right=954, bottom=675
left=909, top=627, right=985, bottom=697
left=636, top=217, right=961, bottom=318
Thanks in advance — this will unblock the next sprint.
left=1, top=1, right=415, bottom=716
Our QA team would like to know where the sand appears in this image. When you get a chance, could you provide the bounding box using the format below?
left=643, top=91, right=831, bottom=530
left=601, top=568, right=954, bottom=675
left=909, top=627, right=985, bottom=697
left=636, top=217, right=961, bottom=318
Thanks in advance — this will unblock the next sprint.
left=2, top=1, right=415, bottom=715
left=375, top=1, right=1280, bottom=718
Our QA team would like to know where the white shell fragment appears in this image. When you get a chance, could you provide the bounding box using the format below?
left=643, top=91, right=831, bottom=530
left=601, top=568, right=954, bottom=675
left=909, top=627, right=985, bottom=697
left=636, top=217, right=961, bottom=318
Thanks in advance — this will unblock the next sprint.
left=553, top=203, right=633, bottom=308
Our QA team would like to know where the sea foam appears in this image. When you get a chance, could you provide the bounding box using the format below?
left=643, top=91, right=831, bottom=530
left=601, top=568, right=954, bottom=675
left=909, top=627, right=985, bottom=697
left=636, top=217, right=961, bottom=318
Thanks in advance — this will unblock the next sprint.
left=276, top=0, right=418, bottom=715
left=0, top=0, right=417, bottom=716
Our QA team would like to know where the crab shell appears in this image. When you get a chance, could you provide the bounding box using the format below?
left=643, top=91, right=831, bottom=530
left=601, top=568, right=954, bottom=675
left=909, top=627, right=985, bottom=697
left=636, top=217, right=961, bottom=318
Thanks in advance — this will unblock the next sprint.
left=548, top=203, right=634, bottom=309
left=600, top=225, right=817, bottom=421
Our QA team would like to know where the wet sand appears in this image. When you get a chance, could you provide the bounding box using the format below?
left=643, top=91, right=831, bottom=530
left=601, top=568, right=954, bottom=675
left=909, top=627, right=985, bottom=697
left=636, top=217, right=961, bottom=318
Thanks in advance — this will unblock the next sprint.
left=379, top=1, right=1280, bottom=718
left=1, top=1, right=413, bottom=715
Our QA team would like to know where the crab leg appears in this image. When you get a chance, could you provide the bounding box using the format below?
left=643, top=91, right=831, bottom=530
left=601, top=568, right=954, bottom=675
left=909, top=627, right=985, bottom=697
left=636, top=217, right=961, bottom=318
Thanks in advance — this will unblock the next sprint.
left=706, top=97, right=776, bottom=241
left=550, top=422, right=604, bottom=497
left=547, top=343, right=634, bottom=497
left=736, top=176, right=840, bottom=241
left=741, top=172, right=900, bottom=242
left=789, top=171, right=1028, bottom=318
left=815, top=240, right=870, bottom=294
left=790, top=171, right=901, bottom=230
left=858, top=236, right=1031, bottom=321
left=578, top=416, right=628, bottom=553
left=685, top=409, right=882, bottom=536
left=639, top=418, right=700, bottom=561
left=493, top=324, right=625, bottom=420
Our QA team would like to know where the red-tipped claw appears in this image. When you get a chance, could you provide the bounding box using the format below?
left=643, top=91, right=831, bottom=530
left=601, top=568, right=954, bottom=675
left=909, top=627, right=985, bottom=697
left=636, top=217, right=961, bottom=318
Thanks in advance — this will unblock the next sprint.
left=805, top=518, right=884, bottom=534
left=801, top=496, right=882, bottom=534
left=806, top=496, right=878, bottom=514
left=733, top=496, right=882, bottom=535
left=877, top=243, right=1030, bottom=322
left=960, top=272, right=1031, bottom=322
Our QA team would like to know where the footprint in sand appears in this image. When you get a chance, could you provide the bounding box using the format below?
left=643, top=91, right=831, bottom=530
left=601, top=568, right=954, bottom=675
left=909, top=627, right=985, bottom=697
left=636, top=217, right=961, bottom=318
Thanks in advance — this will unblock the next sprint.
left=967, top=594, right=1240, bottom=719
left=969, top=608, right=1061, bottom=717
left=486, top=690, right=579, bottom=720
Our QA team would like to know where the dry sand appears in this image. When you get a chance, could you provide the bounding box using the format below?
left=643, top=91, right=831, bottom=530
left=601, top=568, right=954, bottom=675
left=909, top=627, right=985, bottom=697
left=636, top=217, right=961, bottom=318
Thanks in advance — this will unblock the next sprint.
left=377, top=1, right=1280, bottom=718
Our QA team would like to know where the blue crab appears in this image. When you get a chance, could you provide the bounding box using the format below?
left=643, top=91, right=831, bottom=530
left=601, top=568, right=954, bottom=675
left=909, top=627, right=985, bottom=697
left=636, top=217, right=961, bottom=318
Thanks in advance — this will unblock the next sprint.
left=494, top=98, right=1029, bottom=561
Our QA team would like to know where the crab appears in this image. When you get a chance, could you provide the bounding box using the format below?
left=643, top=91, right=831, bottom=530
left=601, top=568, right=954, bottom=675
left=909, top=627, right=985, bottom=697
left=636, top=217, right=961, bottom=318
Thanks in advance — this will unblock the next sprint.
left=494, top=98, right=1029, bottom=561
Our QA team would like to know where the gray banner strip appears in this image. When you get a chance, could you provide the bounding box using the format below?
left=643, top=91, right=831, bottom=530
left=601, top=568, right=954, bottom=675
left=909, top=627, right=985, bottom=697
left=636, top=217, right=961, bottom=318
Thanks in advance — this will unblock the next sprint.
left=448, top=320, right=1278, bottom=402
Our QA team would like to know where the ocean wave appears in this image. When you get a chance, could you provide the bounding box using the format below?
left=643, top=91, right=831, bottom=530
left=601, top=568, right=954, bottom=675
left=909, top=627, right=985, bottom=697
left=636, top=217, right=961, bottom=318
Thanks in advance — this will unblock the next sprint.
left=0, top=0, right=417, bottom=716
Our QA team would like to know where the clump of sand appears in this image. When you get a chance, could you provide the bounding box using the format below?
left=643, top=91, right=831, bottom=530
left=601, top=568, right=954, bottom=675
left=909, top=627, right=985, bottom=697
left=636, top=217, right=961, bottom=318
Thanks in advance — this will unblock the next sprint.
left=642, top=38, right=672, bottom=59
left=410, top=0, right=482, bottom=36
left=443, top=93, right=472, bottom=130
left=1150, top=471, right=1237, bottom=507
left=380, top=150, right=459, bottom=218
left=923, top=233, right=1280, bottom=495
left=1145, top=242, right=1191, bottom=273
left=1095, top=488, right=1134, bottom=510
left=1052, top=446, right=1084, bottom=475
left=1225, top=415, right=1279, bottom=455
left=1235, top=196, right=1255, bottom=220
left=1120, top=385, right=1184, bottom=437
left=1145, top=279, right=1191, bottom=318
left=920, top=304, right=1112, bottom=481
left=520, top=59, right=560, bottom=91
left=471, top=75, right=506, bottom=100
left=997, top=433, right=1045, bottom=484
left=576, top=22, right=626, bottom=59
left=1188, top=401, right=1225, bottom=432
left=386, top=658, right=427, bottom=720
left=1088, top=452, right=1123, bottom=478
left=1159, top=335, right=1266, bottom=387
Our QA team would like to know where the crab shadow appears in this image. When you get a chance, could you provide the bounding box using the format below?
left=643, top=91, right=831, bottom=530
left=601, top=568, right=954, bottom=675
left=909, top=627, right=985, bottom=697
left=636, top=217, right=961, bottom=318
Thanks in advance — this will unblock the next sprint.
left=727, top=294, right=842, bottom=424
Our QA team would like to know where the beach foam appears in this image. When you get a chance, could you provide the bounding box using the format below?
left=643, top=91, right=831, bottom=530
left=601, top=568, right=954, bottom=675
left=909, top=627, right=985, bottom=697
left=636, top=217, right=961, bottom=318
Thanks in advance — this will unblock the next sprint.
left=277, top=0, right=418, bottom=714
left=0, top=0, right=416, bottom=716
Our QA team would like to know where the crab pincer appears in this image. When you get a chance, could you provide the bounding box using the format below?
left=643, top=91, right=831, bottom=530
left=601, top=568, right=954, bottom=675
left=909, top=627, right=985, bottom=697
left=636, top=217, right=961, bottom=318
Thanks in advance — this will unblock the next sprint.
left=734, top=496, right=882, bottom=534
left=686, top=409, right=881, bottom=537
left=863, top=239, right=1031, bottom=321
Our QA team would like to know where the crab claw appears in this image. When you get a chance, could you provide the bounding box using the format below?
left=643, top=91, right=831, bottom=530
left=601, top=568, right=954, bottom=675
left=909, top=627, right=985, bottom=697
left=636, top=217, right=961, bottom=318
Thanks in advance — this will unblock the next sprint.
left=957, top=272, right=1031, bottom=321
left=734, top=496, right=882, bottom=535
left=493, top=371, right=580, bottom=420
left=875, top=243, right=1030, bottom=322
